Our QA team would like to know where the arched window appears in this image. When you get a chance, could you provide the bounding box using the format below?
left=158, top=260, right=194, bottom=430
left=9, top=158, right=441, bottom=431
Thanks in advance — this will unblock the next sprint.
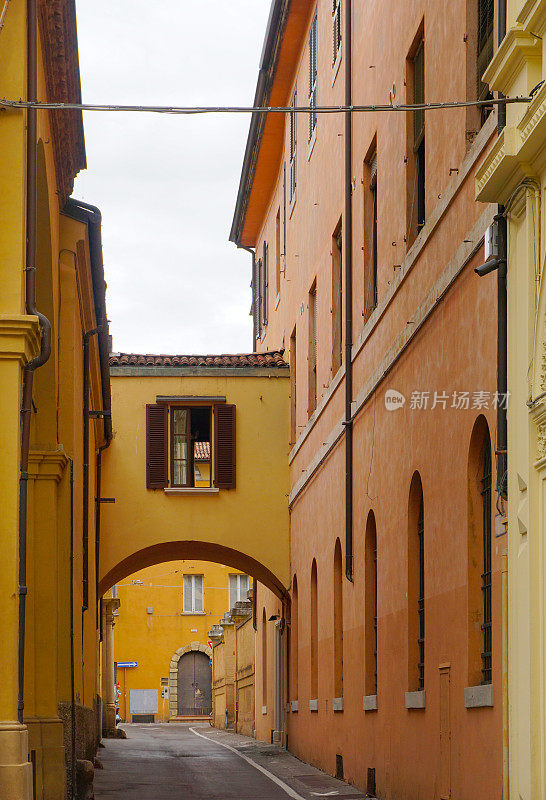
left=310, top=559, right=318, bottom=700
left=262, top=608, right=267, bottom=707
left=291, top=575, right=299, bottom=701
left=408, top=473, right=425, bottom=691
left=333, top=540, right=343, bottom=699
left=467, top=416, right=493, bottom=685
left=365, top=512, right=378, bottom=696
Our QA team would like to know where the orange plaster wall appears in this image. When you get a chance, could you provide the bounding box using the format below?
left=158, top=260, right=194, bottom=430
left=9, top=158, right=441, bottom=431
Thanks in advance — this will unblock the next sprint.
left=245, top=1, right=502, bottom=798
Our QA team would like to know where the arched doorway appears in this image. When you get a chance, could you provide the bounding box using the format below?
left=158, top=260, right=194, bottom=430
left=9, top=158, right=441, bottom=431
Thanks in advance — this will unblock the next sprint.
left=177, top=651, right=212, bottom=717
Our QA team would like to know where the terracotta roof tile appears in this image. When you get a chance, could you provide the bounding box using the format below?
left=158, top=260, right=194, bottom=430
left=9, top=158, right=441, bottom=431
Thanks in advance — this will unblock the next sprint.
left=194, top=442, right=211, bottom=461
left=109, top=351, right=287, bottom=369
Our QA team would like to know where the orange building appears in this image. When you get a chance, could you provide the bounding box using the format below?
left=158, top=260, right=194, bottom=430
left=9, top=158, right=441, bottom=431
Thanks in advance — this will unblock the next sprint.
left=231, top=1, right=503, bottom=798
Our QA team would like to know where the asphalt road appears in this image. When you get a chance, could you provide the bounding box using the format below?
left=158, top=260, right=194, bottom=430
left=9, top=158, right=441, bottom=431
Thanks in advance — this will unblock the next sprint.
left=94, top=724, right=304, bottom=800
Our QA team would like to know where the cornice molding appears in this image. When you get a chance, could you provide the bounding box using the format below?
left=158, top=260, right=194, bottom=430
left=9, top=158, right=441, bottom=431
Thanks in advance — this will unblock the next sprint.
left=483, top=28, right=541, bottom=93
left=28, top=449, right=68, bottom=482
left=38, top=0, right=86, bottom=204
left=0, top=314, right=41, bottom=365
left=476, top=82, right=546, bottom=202
left=517, top=0, right=546, bottom=34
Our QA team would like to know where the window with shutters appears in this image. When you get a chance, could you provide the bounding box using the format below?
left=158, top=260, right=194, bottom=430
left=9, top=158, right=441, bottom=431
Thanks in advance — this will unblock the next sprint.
left=290, top=326, right=297, bottom=445
left=308, top=13, right=318, bottom=144
left=406, top=31, right=425, bottom=248
left=183, top=574, right=204, bottom=613
left=145, top=401, right=236, bottom=491
left=290, top=90, right=297, bottom=202
left=275, top=208, right=281, bottom=298
left=476, top=0, right=494, bottom=126
left=308, top=281, right=318, bottom=416
left=331, top=219, right=343, bottom=375
left=364, top=146, right=378, bottom=322
left=229, top=574, right=249, bottom=610
left=332, top=0, right=342, bottom=68
left=407, top=472, right=425, bottom=692
left=262, top=241, right=269, bottom=330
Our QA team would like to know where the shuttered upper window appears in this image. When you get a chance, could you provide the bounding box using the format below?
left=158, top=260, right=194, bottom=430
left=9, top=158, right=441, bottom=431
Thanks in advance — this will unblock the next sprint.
left=145, top=402, right=236, bottom=490
left=290, top=90, right=297, bottom=201
left=332, top=0, right=342, bottom=66
left=309, top=13, right=318, bottom=142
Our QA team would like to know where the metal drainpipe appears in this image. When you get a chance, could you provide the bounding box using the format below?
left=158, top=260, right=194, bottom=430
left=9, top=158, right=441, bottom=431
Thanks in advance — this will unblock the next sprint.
left=273, top=619, right=284, bottom=745
left=18, top=0, right=53, bottom=725
left=82, top=328, right=99, bottom=613
left=344, top=0, right=354, bottom=581
left=69, top=457, right=76, bottom=800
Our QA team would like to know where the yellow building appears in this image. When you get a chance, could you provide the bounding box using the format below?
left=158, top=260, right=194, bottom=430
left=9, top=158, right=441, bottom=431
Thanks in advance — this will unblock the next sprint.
left=112, top=561, right=249, bottom=723
left=476, top=2, right=546, bottom=797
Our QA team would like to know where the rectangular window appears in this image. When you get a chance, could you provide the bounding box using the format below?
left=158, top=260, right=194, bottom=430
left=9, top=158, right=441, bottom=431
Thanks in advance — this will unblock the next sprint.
left=331, top=220, right=342, bottom=375
left=146, top=401, right=235, bottom=491
left=290, top=327, right=297, bottom=444
left=477, top=0, right=494, bottom=126
left=364, top=149, right=378, bottom=320
left=171, top=406, right=212, bottom=488
left=275, top=208, right=281, bottom=297
left=308, top=13, right=318, bottom=143
left=406, top=34, right=425, bottom=247
left=308, top=282, right=317, bottom=416
left=262, top=242, right=269, bottom=329
left=183, top=574, right=204, bottom=613
left=229, top=574, right=250, bottom=610
left=290, top=90, right=297, bottom=201
left=333, top=0, right=342, bottom=66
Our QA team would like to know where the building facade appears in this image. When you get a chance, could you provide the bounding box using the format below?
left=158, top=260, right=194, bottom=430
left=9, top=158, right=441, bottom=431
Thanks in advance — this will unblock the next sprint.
left=232, top=1, right=505, bottom=797
left=0, top=2, right=111, bottom=798
left=112, top=561, right=249, bottom=723
left=476, top=2, right=546, bottom=798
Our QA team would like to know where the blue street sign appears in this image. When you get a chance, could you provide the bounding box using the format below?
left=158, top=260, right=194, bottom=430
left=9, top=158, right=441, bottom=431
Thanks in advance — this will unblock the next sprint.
left=117, top=661, right=137, bottom=668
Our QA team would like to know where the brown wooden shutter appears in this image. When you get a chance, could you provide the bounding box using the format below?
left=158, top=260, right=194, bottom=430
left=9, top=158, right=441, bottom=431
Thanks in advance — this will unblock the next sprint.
left=146, top=403, right=168, bottom=488
left=214, top=404, right=236, bottom=489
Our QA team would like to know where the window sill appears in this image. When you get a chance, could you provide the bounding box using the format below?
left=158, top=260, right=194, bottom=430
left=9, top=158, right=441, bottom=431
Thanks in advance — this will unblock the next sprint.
left=332, top=697, right=343, bottom=712
left=332, top=47, right=342, bottom=86
left=309, top=699, right=319, bottom=712
left=181, top=611, right=207, bottom=616
left=405, top=690, right=426, bottom=709
left=290, top=700, right=299, bottom=712
left=261, top=705, right=268, bottom=715
left=289, top=192, right=297, bottom=219
left=363, top=694, right=378, bottom=712
left=164, top=488, right=219, bottom=495
left=464, top=684, right=493, bottom=708
left=308, top=129, right=317, bottom=161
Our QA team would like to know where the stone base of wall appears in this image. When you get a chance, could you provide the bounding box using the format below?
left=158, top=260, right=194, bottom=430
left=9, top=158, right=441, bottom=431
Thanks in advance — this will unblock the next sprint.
left=58, top=698, right=100, bottom=798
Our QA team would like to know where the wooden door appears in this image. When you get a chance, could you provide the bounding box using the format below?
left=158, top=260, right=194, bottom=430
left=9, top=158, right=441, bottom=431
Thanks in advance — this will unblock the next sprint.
left=177, top=652, right=212, bottom=716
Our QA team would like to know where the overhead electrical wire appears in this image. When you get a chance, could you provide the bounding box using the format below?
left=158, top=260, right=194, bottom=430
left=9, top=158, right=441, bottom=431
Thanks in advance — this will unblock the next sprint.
left=0, top=95, right=532, bottom=115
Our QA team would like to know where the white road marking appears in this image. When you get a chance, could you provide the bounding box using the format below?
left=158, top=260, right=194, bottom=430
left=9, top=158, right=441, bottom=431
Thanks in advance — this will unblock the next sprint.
left=189, top=727, right=307, bottom=800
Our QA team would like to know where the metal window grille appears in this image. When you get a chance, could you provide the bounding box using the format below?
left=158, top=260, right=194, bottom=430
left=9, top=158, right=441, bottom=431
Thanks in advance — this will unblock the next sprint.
left=481, top=440, right=492, bottom=684
left=332, top=0, right=342, bottom=66
left=309, top=13, right=318, bottom=142
left=413, top=42, right=425, bottom=149
left=477, top=0, right=494, bottom=124
left=290, top=90, right=297, bottom=201
left=417, top=498, right=425, bottom=690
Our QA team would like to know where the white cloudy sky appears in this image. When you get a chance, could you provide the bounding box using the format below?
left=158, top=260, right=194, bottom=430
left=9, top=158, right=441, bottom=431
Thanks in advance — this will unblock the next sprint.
left=74, top=1, right=271, bottom=355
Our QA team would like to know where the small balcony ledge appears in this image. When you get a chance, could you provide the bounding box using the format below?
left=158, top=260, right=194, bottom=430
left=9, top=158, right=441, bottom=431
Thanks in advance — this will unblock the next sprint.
left=164, top=487, right=219, bottom=495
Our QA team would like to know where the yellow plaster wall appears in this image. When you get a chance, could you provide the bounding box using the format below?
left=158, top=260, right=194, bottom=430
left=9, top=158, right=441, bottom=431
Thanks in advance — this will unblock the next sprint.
left=101, top=372, right=291, bottom=595
left=114, top=561, right=244, bottom=722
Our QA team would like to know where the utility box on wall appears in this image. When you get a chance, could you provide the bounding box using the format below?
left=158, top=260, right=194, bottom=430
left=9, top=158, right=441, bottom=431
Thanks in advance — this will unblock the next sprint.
left=130, top=689, right=158, bottom=723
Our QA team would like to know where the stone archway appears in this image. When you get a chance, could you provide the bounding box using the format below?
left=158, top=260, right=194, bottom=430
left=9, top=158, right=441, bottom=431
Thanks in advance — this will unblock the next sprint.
left=169, top=642, right=212, bottom=718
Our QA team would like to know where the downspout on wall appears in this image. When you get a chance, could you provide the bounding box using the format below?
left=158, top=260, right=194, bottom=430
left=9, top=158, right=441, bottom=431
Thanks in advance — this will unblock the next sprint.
left=18, top=0, right=53, bottom=725
left=344, top=0, right=354, bottom=581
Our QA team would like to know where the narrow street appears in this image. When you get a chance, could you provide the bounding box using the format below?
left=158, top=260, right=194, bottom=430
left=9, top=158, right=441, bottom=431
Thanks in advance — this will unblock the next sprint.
left=94, top=725, right=367, bottom=799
